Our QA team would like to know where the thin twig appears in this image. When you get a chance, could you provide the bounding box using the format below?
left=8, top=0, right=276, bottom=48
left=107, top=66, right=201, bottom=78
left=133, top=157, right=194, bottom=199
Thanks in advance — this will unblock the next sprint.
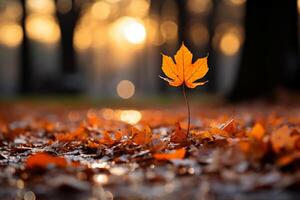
left=182, top=84, right=190, bottom=138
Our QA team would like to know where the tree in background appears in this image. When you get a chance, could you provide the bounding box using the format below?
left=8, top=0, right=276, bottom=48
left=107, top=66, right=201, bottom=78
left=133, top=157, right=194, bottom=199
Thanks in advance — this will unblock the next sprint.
left=229, top=0, right=299, bottom=101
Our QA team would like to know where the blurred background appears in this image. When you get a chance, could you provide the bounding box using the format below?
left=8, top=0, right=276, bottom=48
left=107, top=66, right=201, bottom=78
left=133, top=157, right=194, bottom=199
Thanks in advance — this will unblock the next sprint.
left=0, top=0, right=299, bottom=101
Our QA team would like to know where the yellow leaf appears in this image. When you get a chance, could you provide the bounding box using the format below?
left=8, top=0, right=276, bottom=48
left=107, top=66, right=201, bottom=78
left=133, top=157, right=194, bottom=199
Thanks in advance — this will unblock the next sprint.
left=160, top=43, right=208, bottom=88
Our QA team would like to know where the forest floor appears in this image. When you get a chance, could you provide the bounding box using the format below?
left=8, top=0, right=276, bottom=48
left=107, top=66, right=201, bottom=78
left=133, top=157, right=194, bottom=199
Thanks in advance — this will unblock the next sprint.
left=0, top=97, right=300, bottom=200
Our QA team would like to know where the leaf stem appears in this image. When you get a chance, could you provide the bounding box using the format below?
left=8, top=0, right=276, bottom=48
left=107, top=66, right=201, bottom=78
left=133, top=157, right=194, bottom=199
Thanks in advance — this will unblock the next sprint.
left=182, top=84, right=190, bottom=138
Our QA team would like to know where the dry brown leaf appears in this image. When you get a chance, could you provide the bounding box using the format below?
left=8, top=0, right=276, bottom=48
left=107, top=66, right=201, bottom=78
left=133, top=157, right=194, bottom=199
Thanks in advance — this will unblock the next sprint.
left=171, top=122, right=188, bottom=143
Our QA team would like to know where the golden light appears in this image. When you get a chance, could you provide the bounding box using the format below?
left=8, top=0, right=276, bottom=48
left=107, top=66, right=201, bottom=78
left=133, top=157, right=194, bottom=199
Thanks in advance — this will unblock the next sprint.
left=190, top=24, right=209, bottom=47
left=91, top=1, right=111, bottom=20
left=117, top=80, right=135, bottom=99
left=26, top=0, right=56, bottom=14
left=74, top=26, right=92, bottom=50
left=106, top=0, right=121, bottom=3
left=109, top=16, right=147, bottom=49
left=57, top=0, right=72, bottom=14
left=0, top=23, right=23, bottom=47
left=120, top=110, right=142, bottom=124
left=101, top=108, right=114, bottom=120
left=122, top=18, right=146, bottom=44
left=109, top=17, right=146, bottom=47
left=160, top=20, right=178, bottom=42
left=298, top=0, right=300, bottom=13
left=93, top=174, right=109, bottom=185
left=26, top=14, right=61, bottom=44
left=126, top=0, right=150, bottom=17
left=229, top=0, right=246, bottom=6
left=187, top=0, right=212, bottom=14
left=92, top=27, right=108, bottom=48
left=220, top=32, right=241, bottom=56
left=144, top=17, right=165, bottom=46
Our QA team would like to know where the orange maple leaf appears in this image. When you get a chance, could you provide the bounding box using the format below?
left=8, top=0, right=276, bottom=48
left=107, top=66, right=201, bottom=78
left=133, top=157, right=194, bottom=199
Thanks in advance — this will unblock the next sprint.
left=159, top=43, right=208, bottom=88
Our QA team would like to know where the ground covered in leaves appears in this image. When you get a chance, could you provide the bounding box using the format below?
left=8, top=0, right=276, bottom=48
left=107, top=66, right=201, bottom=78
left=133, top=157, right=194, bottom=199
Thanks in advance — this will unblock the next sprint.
left=1, top=100, right=300, bottom=200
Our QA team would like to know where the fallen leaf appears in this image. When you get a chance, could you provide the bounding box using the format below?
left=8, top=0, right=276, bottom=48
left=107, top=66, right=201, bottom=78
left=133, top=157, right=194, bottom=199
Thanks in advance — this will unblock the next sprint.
left=220, top=119, right=238, bottom=135
left=99, top=131, right=115, bottom=146
left=153, top=148, right=186, bottom=160
left=160, top=43, right=208, bottom=88
left=248, top=123, right=265, bottom=140
left=171, top=122, right=187, bottom=143
left=271, top=125, right=299, bottom=153
left=209, top=127, right=229, bottom=137
left=276, top=152, right=300, bottom=167
left=131, top=125, right=152, bottom=145
left=55, top=125, right=87, bottom=142
left=26, top=152, right=67, bottom=169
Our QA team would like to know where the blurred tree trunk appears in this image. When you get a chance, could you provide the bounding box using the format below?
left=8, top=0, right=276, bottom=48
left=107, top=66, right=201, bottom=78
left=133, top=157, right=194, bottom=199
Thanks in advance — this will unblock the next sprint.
left=206, top=0, right=218, bottom=92
left=229, top=0, right=299, bottom=101
left=20, top=0, right=30, bottom=93
left=55, top=0, right=80, bottom=74
left=177, top=0, right=187, bottom=45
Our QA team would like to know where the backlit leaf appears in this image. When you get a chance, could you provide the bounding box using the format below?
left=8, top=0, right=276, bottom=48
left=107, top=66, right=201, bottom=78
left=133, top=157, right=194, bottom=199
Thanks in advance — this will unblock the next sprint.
left=160, top=43, right=208, bottom=88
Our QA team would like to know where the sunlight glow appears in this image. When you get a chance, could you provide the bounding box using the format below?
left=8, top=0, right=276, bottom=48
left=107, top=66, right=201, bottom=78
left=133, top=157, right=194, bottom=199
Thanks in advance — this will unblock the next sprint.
left=91, top=1, right=111, bottom=20
left=26, top=0, right=55, bottom=14
left=93, top=174, right=109, bottom=184
left=122, top=18, right=146, bottom=44
left=126, top=0, right=150, bottom=17
left=220, top=32, right=241, bottom=56
left=120, top=110, right=142, bottom=124
left=117, top=80, right=135, bottom=99
left=105, top=0, right=121, bottom=3
left=0, top=23, right=23, bottom=47
left=74, top=26, right=92, bottom=50
left=26, top=14, right=61, bottom=44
